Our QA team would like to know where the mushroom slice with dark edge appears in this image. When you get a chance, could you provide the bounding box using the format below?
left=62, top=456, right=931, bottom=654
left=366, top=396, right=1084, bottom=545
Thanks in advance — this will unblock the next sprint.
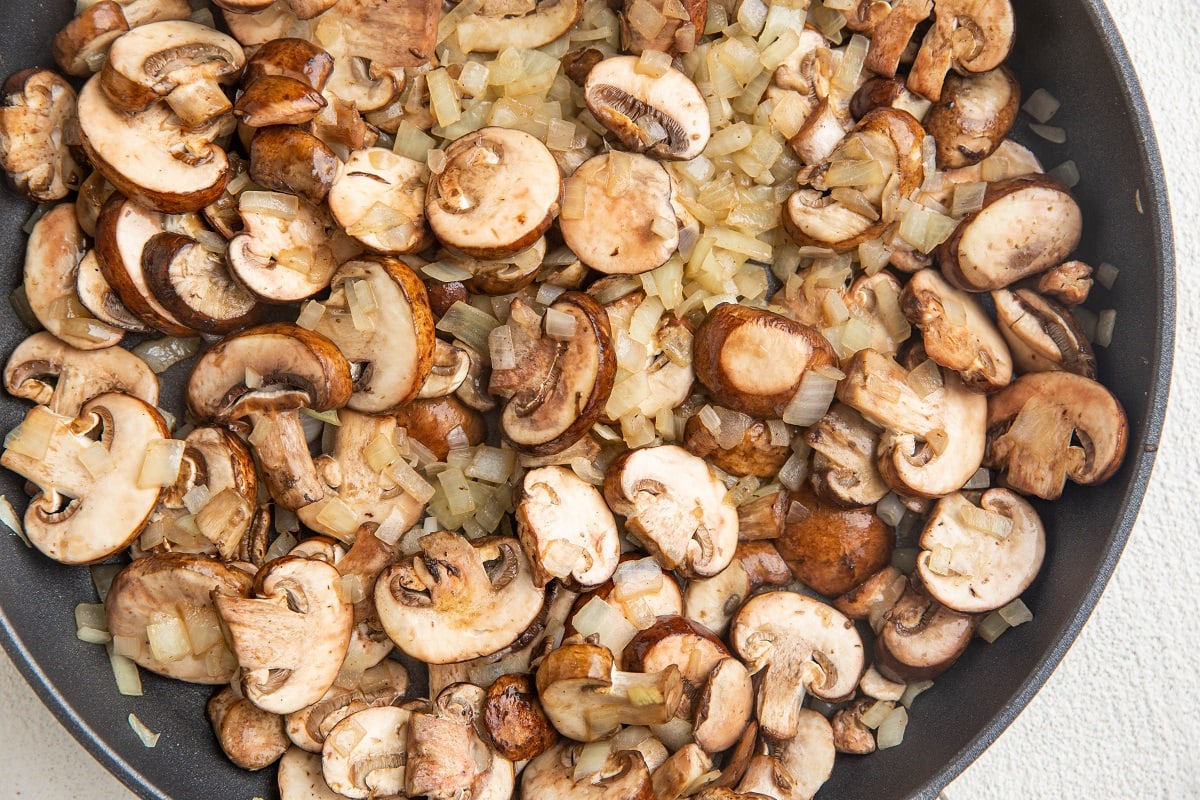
left=455, top=0, right=586, bottom=53
left=693, top=303, right=837, bottom=419
left=831, top=697, right=879, bottom=755
left=849, top=75, right=933, bottom=123
left=426, top=127, right=562, bottom=260
left=141, top=232, right=266, bottom=334
left=536, top=639, right=684, bottom=741
left=278, top=748, right=343, bottom=800
left=584, top=55, right=710, bottom=160
left=907, top=0, right=1015, bottom=102
left=683, top=410, right=791, bottom=479
left=215, top=555, right=354, bottom=714
left=683, top=541, right=792, bottom=637
left=320, top=705, right=412, bottom=799
left=490, top=292, right=616, bottom=456
left=652, top=744, right=715, bottom=799
left=284, top=659, right=409, bottom=754
left=874, top=576, right=978, bottom=682
left=521, top=740, right=653, bottom=800
left=186, top=322, right=353, bottom=510
left=916, top=489, right=1045, bottom=613
left=901, top=268, right=1014, bottom=392
left=310, top=256, right=436, bottom=413
left=0, top=68, right=84, bottom=202
left=991, top=288, right=1097, bottom=378
left=416, top=340, right=471, bottom=399
left=516, top=465, right=621, bottom=588
left=604, top=445, right=739, bottom=578
left=624, top=615, right=730, bottom=701
left=1037, top=260, right=1093, bottom=306
left=76, top=251, right=150, bottom=332
left=375, top=531, right=544, bottom=664
left=248, top=126, right=338, bottom=205
left=4, top=331, right=158, bottom=416
left=227, top=192, right=339, bottom=303
left=405, top=683, right=515, bottom=800
left=23, top=204, right=125, bottom=350
left=806, top=402, right=890, bottom=507
left=938, top=174, right=1083, bottom=291
left=845, top=0, right=932, bottom=78
left=0, top=393, right=168, bottom=564
left=105, top=553, right=252, bottom=683
left=170, top=425, right=260, bottom=560
left=393, top=395, right=488, bottom=461
left=559, top=151, right=679, bottom=275
left=924, top=67, right=1020, bottom=169
left=77, top=75, right=231, bottom=214
left=985, top=371, right=1128, bottom=500
left=730, top=591, right=864, bottom=740
left=207, top=686, right=291, bottom=771
left=834, top=565, right=908, bottom=632
left=692, top=657, right=755, bottom=754
left=235, top=77, right=327, bottom=128
left=52, top=1, right=131, bottom=77
left=242, top=37, right=334, bottom=91
left=482, top=673, right=559, bottom=762
left=737, top=709, right=836, bottom=800
left=327, top=148, right=430, bottom=255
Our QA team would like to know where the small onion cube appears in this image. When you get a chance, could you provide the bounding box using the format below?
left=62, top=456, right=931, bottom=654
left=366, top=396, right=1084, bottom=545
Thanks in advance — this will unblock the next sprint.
left=906, top=359, right=943, bottom=399
left=108, top=646, right=143, bottom=696
left=365, top=434, right=400, bottom=473
left=1094, top=309, right=1116, bottom=348
left=859, top=700, right=893, bottom=730
left=138, top=439, right=185, bottom=489
left=374, top=507, right=409, bottom=546
left=438, top=468, right=476, bottom=517
left=612, top=558, right=664, bottom=603
left=300, top=408, right=341, bottom=427
left=875, top=493, right=907, bottom=528
left=1029, top=123, right=1067, bottom=144
left=976, top=610, right=1012, bottom=643
left=264, top=531, right=298, bottom=562
left=997, top=597, right=1034, bottom=627
left=465, top=446, right=516, bottom=484
left=782, top=370, right=838, bottom=426
left=1047, top=159, right=1081, bottom=189
left=572, top=596, right=638, bottom=655
left=636, top=48, right=673, bottom=78
left=0, top=494, right=30, bottom=548
left=75, top=602, right=108, bottom=634
left=180, top=607, right=224, bottom=656
left=315, top=496, right=360, bottom=542
left=128, top=713, right=160, bottom=748
left=1096, top=262, right=1119, bottom=290
left=146, top=612, right=191, bottom=663
left=239, top=191, right=299, bottom=219
left=132, top=336, right=201, bottom=374
left=900, top=680, right=934, bottom=708
left=182, top=484, right=212, bottom=516
left=876, top=706, right=909, bottom=750
left=543, top=307, right=577, bottom=340
left=957, top=502, right=1013, bottom=539
left=435, top=301, right=499, bottom=357
left=1022, top=88, right=1061, bottom=123
left=951, top=181, right=988, bottom=217
left=295, top=300, right=326, bottom=330
left=777, top=449, right=809, bottom=491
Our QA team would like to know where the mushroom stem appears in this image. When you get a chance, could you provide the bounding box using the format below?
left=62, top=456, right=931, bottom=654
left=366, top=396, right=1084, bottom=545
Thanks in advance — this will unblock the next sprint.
left=251, top=409, right=323, bottom=510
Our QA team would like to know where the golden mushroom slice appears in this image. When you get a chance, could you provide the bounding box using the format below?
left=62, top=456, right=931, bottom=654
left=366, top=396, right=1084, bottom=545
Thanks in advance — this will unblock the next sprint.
left=141, top=231, right=266, bottom=335
left=806, top=402, right=890, bottom=508
left=0, top=68, right=84, bottom=202
left=52, top=1, right=131, bottom=77
left=516, top=465, right=621, bottom=588
left=328, top=148, right=431, bottom=255
left=248, top=126, right=338, bottom=205
left=991, top=287, right=1097, bottom=378
left=907, top=0, right=1015, bottom=101
left=736, top=709, right=836, bottom=800
left=521, top=741, right=653, bottom=800
left=4, top=331, right=158, bottom=416
left=925, top=66, right=1020, bottom=169
left=320, top=705, right=412, bottom=799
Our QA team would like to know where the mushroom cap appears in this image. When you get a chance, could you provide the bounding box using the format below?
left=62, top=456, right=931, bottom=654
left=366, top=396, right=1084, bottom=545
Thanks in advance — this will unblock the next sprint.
left=992, top=287, right=1097, bottom=378
left=516, top=465, right=621, bottom=588
left=521, top=740, right=653, bottom=800
left=243, top=37, right=334, bottom=90
left=482, top=673, right=559, bottom=762
left=207, top=686, right=290, bottom=771
left=328, top=148, right=430, bottom=255
left=76, top=248, right=150, bottom=332
left=925, top=66, right=1020, bottom=169
left=874, top=576, right=978, bottom=682
left=584, top=56, right=710, bottom=160
left=284, top=659, right=409, bottom=754
left=226, top=193, right=340, bottom=303
left=684, top=412, right=791, bottom=479
left=141, top=231, right=266, bottom=335
left=52, top=0, right=131, bottom=77
left=277, top=747, right=345, bottom=800
left=236, top=77, right=327, bottom=128
left=392, top=395, right=488, bottom=461
left=456, top=0, right=585, bottom=53
left=320, top=705, right=412, bottom=799
left=907, top=0, right=1015, bottom=101
left=248, top=126, right=338, bottom=204
left=0, top=68, right=83, bottom=202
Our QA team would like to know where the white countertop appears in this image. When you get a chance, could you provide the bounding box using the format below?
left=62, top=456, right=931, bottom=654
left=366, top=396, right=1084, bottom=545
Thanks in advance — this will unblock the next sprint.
left=2, top=0, right=1196, bottom=797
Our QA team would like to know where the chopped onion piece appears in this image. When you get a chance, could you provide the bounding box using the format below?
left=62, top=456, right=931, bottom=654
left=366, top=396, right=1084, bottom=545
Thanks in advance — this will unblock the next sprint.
left=466, top=446, right=516, bottom=484
left=138, top=439, right=184, bottom=489
left=926, top=428, right=949, bottom=455
left=958, top=501, right=1013, bottom=539
left=300, top=408, right=341, bottom=427
left=544, top=307, right=577, bottom=340
left=782, top=370, right=838, bottom=427
left=1047, top=159, right=1080, bottom=189
left=182, top=484, right=212, bottom=516
left=859, top=699, right=893, bottom=730
left=128, top=713, right=160, bottom=748
left=1022, top=88, right=1061, bottom=123
left=833, top=34, right=868, bottom=93
left=900, top=680, right=934, bottom=708
left=998, top=597, right=1034, bottom=627
left=1095, top=262, right=1119, bottom=290
left=264, top=531, right=298, bottom=562
left=906, top=359, right=943, bottom=399
left=926, top=544, right=953, bottom=576
left=574, top=739, right=613, bottom=782
left=876, top=493, right=907, bottom=528
left=422, top=260, right=474, bottom=282
left=572, top=596, right=638, bottom=655
left=132, top=336, right=201, bottom=374
left=825, top=158, right=884, bottom=188
left=0, top=494, right=30, bottom=548
left=389, top=458, right=436, bottom=504
left=951, top=182, right=987, bottom=217
left=240, top=191, right=298, bottom=219
left=876, top=706, right=909, bottom=749
left=1094, top=309, right=1116, bottom=348
left=315, top=497, right=360, bottom=542
left=964, top=467, right=991, bottom=490
left=436, top=302, right=499, bottom=357
left=612, top=558, right=664, bottom=603
left=146, top=612, right=191, bottom=663
left=976, top=610, right=1011, bottom=643
left=1029, top=123, right=1067, bottom=144
left=777, top=449, right=809, bottom=492
left=365, top=434, right=400, bottom=473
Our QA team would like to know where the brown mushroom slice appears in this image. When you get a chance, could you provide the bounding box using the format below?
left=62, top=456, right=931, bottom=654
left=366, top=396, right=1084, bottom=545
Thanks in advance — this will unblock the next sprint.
left=684, top=412, right=791, bottom=479
left=76, top=250, right=151, bottom=332
left=215, top=556, right=354, bottom=714
left=376, top=531, right=544, bottom=664
left=248, top=126, right=338, bottom=205
left=736, top=709, right=836, bottom=800
left=916, top=489, right=1044, bottom=614
left=874, top=577, right=978, bottom=682
left=991, top=288, right=1097, bottom=378
left=285, top=659, right=410, bottom=754
left=624, top=615, right=729, bottom=695
left=683, top=542, right=792, bottom=637
left=427, top=127, right=562, bottom=260
left=244, top=37, right=334, bottom=90
left=0, top=69, right=84, bottom=202
left=215, top=0, right=337, bottom=18
left=186, top=323, right=353, bottom=510
left=278, top=748, right=344, bottom=800
left=406, top=683, right=515, bottom=800
left=849, top=75, right=933, bottom=123
left=560, top=151, right=679, bottom=275
left=490, top=293, right=616, bottom=455
left=4, top=331, right=158, bottom=417
left=517, top=465, right=621, bottom=588
left=393, top=395, right=488, bottom=461
left=227, top=192, right=339, bottom=303
left=849, top=0, right=933, bottom=77
left=693, top=303, right=837, bottom=419
left=605, top=445, right=739, bottom=578
left=901, top=268, right=1013, bottom=392
left=907, top=0, right=1015, bottom=102
left=938, top=174, right=1082, bottom=292
left=925, top=67, right=1019, bottom=169
left=985, top=371, right=1128, bottom=500
left=690, top=657, right=754, bottom=754
left=236, top=76, right=326, bottom=128
left=105, top=553, right=252, bottom=683
left=1037, top=260, right=1093, bottom=307
left=652, top=744, right=715, bottom=799
left=833, top=565, right=907, bottom=631
left=141, top=232, right=266, bottom=335
left=482, top=673, right=559, bottom=762
left=730, top=592, right=864, bottom=739
left=416, top=340, right=471, bottom=400
left=327, top=148, right=430, bottom=254
left=783, top=189, right=880, bottom=253
left=77, top=75, right=231, bottom=214
left=806, top=403, right=889, bottom=507
left=171, top=425, right=260, bottom=560
left=52, top=1, right=131, bottom=76
left=456, top=0, right=585, bottom=53
left=521, top=740, right=653, bottom=800
left=208, top=686, right=291, bottom=771
left=1, top=393, right=168, bottom=564
left=584, top=56, right=710, bottom=161
left=320, top=705, right=412, bottom=799
left=830, top=698, right=877, bottom=755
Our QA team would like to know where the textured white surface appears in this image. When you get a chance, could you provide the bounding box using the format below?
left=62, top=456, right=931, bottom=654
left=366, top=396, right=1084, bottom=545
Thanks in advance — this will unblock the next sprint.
left=1, top=1, right=1196, bottom=798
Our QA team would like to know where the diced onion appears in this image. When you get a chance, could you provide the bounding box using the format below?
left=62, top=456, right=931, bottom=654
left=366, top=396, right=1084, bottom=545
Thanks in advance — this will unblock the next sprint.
left=146, top=612, right=191, bottom=663
left=859, top=700, right=893, bottom=730
left=300, top=408, right=341, bottom=427
left=976, top=610, right=1011, bottom=643
left=138, top=439, right=185, bottom=489
left=1047, top=159, right=1080, bottom=189
left=315, top=496, right=361, bottom=541
left=958, top=502, right=1013, bottom=539
left=782, top=370, right=838, bottom=426
left=0, top=494, right=30, bottom=548
left=777, top=449, right=809, bottom=492
left=436, top=302, right=499, bottom=357
left=964, top=467, right=991, bottom=490
left=572, top=596, right=638, bottom=655
left=1022, top=88, right=1061, bottom=123
left=1029, top=123, right=1067, bottom=144
left=926, top=544, right=953, bottom=576
left=374, top=507, right=409, bottom=546
left=833, top=34, right=869, bottom=93
left=132, top=336, right=201, bottom=374
left=182, top=485, right=212, bottom=516
left=466, top=446, right=516, bottom=484
left=1094, top=309, right=1116, bottom=348
left=875, top=493, right=907, bottom=528
left=128, top=713, right=160, bottom=748
left=876, top=706, right=909, bottom=750
left=295, top=300, right=326, bottom=331
left=998, top=597, right=1034, bottom=627
left=389, top=458, right=436, bottom=504
left=951, top=182, right=987, bottom=217
left=264, top=531, right=298, bottom=562
left=543, top=307, right=578, bottom=340
left=365, top=434, right=400, bottom=473
left=906, top=359, right=943, bottom=399
left=239, top=191, right=299, bottom=219
left=612, top=558, right=665, bottom=603
left=1096, top=262, right=1119, bottom=290
left=900, top=680, right=934, bottom=708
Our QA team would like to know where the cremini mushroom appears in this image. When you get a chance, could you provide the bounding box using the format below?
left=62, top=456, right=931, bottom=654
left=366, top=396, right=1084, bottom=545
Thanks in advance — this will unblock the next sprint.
left=830, top=698, right=877, bottom=755
left=924, top=67, right=1020, bottom=169
left=618, top=0, right=705, bottom=55
left=482, top=673, right=559, bottom=762
left=236, top=78, right=327, bottom=128
left=1037, top=260, right=1093, bottom=306
left=844, top=0, right=932, bottom=78
left=284, top=659, right=409, bottom=754
left=684, top=410, right=791, bottom=479
left=683, top=541, right=792, bottom=637
left=214, top=0, right=338, bottom=18
left=278, top=747, right=344, bottom=800
left=75, top=250, right=149, bottom=333
left=4, top=331, right=157, bottom=416
left=320, top=705, right=412, bottom=799
left=907, top=0, right=1015, bottom=102
left=584, top=56, right=710, bottom=160
left=874, top=576, right=978, bottom=682
left=327, top=148, right=430, bottom=254
left=416, top=340, right=471, bottom=400
left=516, top=465, right=621, bottom=588
left=833, top=565, right=908, bottom=632
left=226, top=192, right=340, bottom=303
left=0, top=68, right=83, bottom=202
left=248, top=126, right=338, bottom=204
left=455, top=0, right=586, bottom=53
left=162, top=425, right=260, bottom=560
left=736, top=709, right=836, bottom=800
left=393, top=395, right=488, bottom=461
left=140, top=231, right=266, bottom=335
left=405, top=682, right=515, bottom=800
left=806, top=402, right=889, bottom=507
left=652, top=744, right=716, bottom=799
left=991, top=288, right=1097, bottom=378
left=520, top=740, right=653, bottom=800
left=208, top=685, right=291, bottom=771
left=849, top=75, right=933, bottom=123
left=243, top=37, right=334, bottom=90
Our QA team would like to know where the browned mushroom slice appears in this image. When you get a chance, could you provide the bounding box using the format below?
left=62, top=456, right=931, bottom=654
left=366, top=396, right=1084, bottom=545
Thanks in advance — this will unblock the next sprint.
left=105, top=553, right=251, bottom=683
left=806, top=402, right=889, bottom=507
left=901, top=268, right=1013, bottom=392
left=236, top=76, right=327, bottom=128
left=248, top=126, right=338, bottom=205
left=456, top=0, right=585, bottom=53
left=0, top=69, right=84, bottom=202
left=874, top=576, right=978, bottom=682
left=561, top=151, right=679, bottom=275
left=833, top=566, right=907, bottom=630
left=243, top=37, right=334, bottom=90
left=278, top=747, right=343, bottom=800
left=23, top=204, right=125, bottom=350
left=405, top=684, right=516, bottom=800
left=141, top=232, right=265, bottom=335
left=683, top=542, right=791, bottom=637
left=985, top=371, right=1128, bottom=500
left=991, top=288, right=1097, bottom=378
left=208, top=686, right=290, bottom=771
left=618, top=0, right=705, bottom=55
left=393, top=395, right=488, bottom=461
left=847, top=0, right=933, bottom=78
left=227, top=192, right=339, bottom=303
left=925, top=67, right=1020, bottom=169
left=517, top=465, right=621, bottom=588
left=693, top=303, right=837, bottom=419
left=1037, top=260, right=1093, bottom=306
left=283, top=659, right=409, bottom=754
left=584, top=56, right=710, bottom=160
left=427, top=127, right=562, bottom=260
left=482, top=673, right=559, bottom=762
left=490, top=293, right=616, bottom=456
left=320, top=705, right=412, bottom=799
left=327, top=148, right=430, bottom=254
left=831, top=698, right=877, bottom=755
left=461, top=238, right=547, bottom=296
left=623, top=615, right=729, bottom=698
left=684, top=411, right=791, bottom=479
left=907, top=0, right=1015, bottom=102
left=849, top=75, right=933, bottom=123
left=52, top=1, right=131, bottom=77
left=737, top=709, right=836, bottom=800
left=76, top=250, right=150, bottom=332
left=521, top=740, right=653, bottom=800
left=4, top=331, right=158, bottom=417
left=415, top=339, right=469, bottom=399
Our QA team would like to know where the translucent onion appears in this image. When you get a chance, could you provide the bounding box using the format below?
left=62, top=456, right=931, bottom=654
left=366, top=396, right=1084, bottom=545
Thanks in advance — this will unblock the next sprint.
left=1022, top=88, right=1061, bottom=123
left=146, top=613, right=191, bottom=663
left=0, top=494, right=29, bottom=548
left=1047, top=159, right=1080, bottom=189
left=435, top=301, right=499, bottom=357
left=128, top=713, right=160, bottom=748
left=133, top=336, right=202, bottom=374
left=900, top=680, right=934, bottom=708
left=572, top=596, right=638, bottom=655
left=138, top=439, right=185, bottom=489
left=1096, top=262, right=1119, bottom=290
left=875, top=493, right=907, bottom=528
left=957, top=502, right=1014, bottom=539
left=782, top=370, right=838, bottom=426
left=543, top=307, right=578, bottom=340
left=574, top=739, right=614, bottom=782
left=876, top=706, right=909, bottom=750
left=1094, top=309, right=1116, bottom=348
left=239, top=191, right=299, bottom=219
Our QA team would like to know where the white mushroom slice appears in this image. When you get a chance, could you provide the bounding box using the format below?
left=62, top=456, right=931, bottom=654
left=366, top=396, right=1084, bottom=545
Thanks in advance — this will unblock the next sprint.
left=806, top=403, right=889, bottom=508
left=215, top=556, right=354, bottom=714
left=376, top=531, right=544, bottom=664
left=560, top=151, right=678, bottom=275
left=584, top=56, right=710, bottom=160
left=0, top=68, right=83, bottom=202
left=118, top=0, right=194, bottom=26
left=207, top=685, right=291, bottom=770
left=321, top=705, right=412, bottom=799
left=76, top=250, right=150, bottom=332
left=227, top=193, right=339, bottom=303
left=907, top=0, right=1015, bottom=101
left=406, top=683, right=511, bottom=800
left=683, top=541, right=792, bottom=637
left=279, top=748, right=345, bottom=800
left=456, top=0, right=585, bottom=53
left=105, top=553, right=251, bottom=683
left=991, top=288, right=1097, bottom=378
left=416, top=340, right=471, bottom=400
left=901, top=268, right=1013, bottom=392
left=312, top=0, right=438, bottom=69
left=730, top=592, right=864, bottom=739
left=0, top=393, right=168, bottom=564
left=521, top=741, right=653, bottom=800
left=285, top=659, right=408, bottom=754
left=23, top=204, right=124, bottom=350
left=874, top=577, right=977, bottom=682
left=169, top=425, right=259, bottom=560
left=328, top=148, right=430, bottom=254
left=220, top=4, right=313, bottom=47
left=603, top=445, right=738, bottom=578
left=736, top=709, right=836, bottom=800
left=427, top=127, right=562, bottom=260
left=77, top=75, right=231, bottom=214
left=141, top=232, right=265, bottom=335
left=692, top=657, right=754, bottom=754
left=516, top=466, right=620, bottom=588
left=4, top=331, right=158, bottom=417
left=784, top=188, right=880, bottom=252
left=916, top=489, right=1045, bottom=613
left=311, top=256, right=436, bottom=412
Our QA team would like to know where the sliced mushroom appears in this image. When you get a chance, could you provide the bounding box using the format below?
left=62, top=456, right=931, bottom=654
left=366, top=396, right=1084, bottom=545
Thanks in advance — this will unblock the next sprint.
left=584, top=56, right=710, bottom=161
left=991, top=288, right=1097, bottom=378
left=684, top=410, right=791, bottom=479
left=806, top=402, right=889, bottom=507
left=248, top=126, right=338, bottom=204
left=693, top=303, right=837, bottom=419
left=164, top=425, right=260, bottom=560
left=285, top=659, right=410, bottom=754
left=605, top=445, right=738, bottom=578
left=393, top=395, right=488, bottom=461
left=683, top=541, right=792, bottom=637
left=833, top=565, right=907, bottom=632
left=730, top=591, right=864, bottom=739
left=417, top=340, right=471, bottom=399
left=874, top=576, right=978, bottom=682
left=52, top=1, right=131, bottom=77
left=482, top=673, right=559, bottom=762
left=215, top=0, right=337, bottom=18
left=208, top=685, right=290, bottom=771
left=105, top=553, right=251, bottom=682
left=0, top=68, right=83, bottom=202
left=652, top=744, right=715, bottom=799
left=618, top=0, right=705, bottom=55
left=521, top=740, right=653, bottom=800
left=320, top=705, right=412, bottom=799
left=376, top=531, right=545, bottom=664
left=560, top=151, right=679, bottom=275
left=516, top=465, right=621, bottom=588
left=76, top=250, right=150, bottom=332
left=907, top=0, right=1015, bottom=101
left=849, top=0, right=932, bottom=78
left=4, top=331, right=157, bottom=416
left=186, top=323, right=353, bottom=510
left=830, top=698, right=877, bottom=755
left=456, top=0, right=585, bottom=53
left=215, top=555, right=354, bottom=714
left=405, top=683, right=514, bottom=800
left=1037, top=260, right=1093, bottom=306
left=736, top=709, right=835, bottom=800
left=244, top=37, right=334, bottom=90
left=924, top=67, right=1019, bottom=169
left=624, top=615, right=729, bottom=699
left=277, top=747, right=345, bottom=800
left=0, top=393, right=168, bottom=564
left=427, top=127, right=562, bottom=260
left=326, top=148, right=430, bottom=255
left=227, top=192, right=339, bottom=303
left=456, top=237, right=547, bottom=296
left=985, top=371, right=1128, bottom=500
left=901, top=268, right=1013, bottom=392
left=141, top=231, right=266, bottom=334
left=691, top=657, right=754, bottom=754
left=849, top=75, right=932, bottom=123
